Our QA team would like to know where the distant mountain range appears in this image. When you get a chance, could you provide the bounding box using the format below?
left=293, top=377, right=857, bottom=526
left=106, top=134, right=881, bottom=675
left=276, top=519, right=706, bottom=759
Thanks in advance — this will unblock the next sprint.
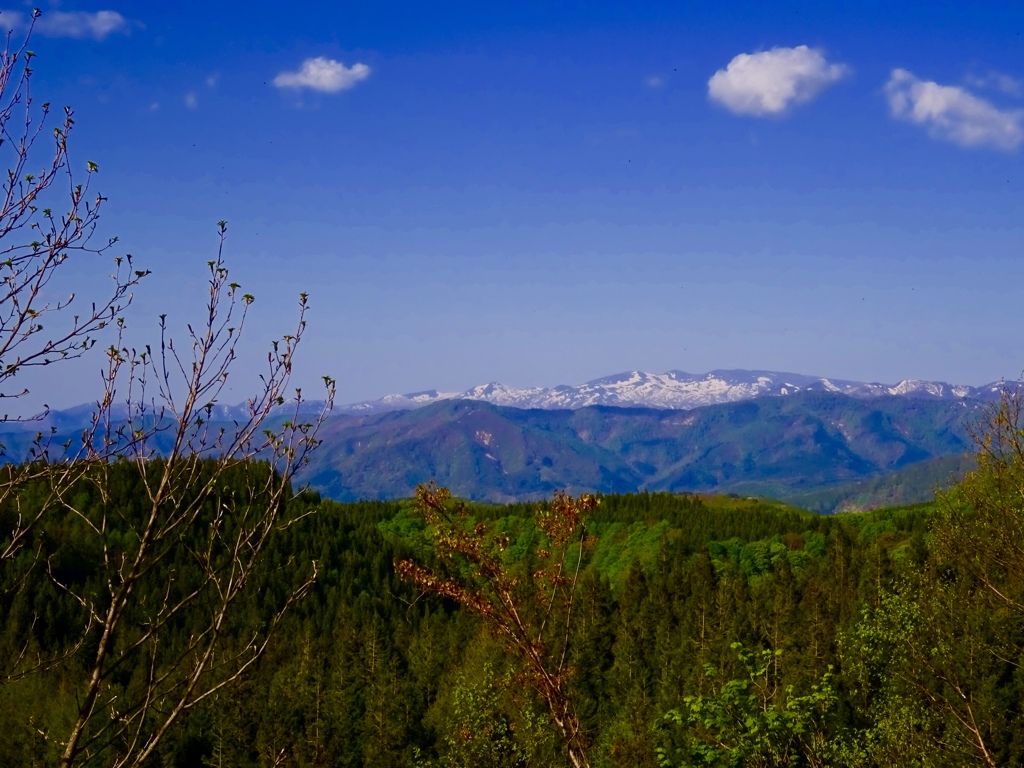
left=5, top=369, right=1006, bottom=512
left=333, top=369, right=1004, bottom=415
left=9, top=369, right=1005, bottom=431
left=299, top=390, right=982, bottom=509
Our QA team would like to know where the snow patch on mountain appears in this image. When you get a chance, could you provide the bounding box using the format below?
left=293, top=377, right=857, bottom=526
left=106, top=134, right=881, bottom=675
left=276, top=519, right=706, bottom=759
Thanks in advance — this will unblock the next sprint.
left=23, top=370, right=1006, bottom=429
left=332, top=369, right=1005, bottom=415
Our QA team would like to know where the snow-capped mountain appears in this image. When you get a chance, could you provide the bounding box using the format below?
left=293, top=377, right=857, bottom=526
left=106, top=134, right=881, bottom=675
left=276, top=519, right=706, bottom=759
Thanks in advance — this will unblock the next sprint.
left=8, top=370, right=1005, bottom=431
left=334, top=369, right=1004, bottom=415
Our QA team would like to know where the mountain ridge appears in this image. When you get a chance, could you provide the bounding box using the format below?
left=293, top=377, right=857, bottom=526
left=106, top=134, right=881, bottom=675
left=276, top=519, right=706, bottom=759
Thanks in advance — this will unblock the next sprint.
left=332, top=368, right=1003, bottom=415
left=299, top=390, right=981, bottom=507
left=15, top=369, right=1006, bottom=429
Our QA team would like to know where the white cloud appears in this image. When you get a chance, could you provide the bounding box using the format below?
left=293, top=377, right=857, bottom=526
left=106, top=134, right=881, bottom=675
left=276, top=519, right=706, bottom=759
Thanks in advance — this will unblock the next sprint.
left=885, top=68, right=1024, bottom=151
left=273, top=57, right=371, bottom=93
left=645, top=75, right=665, bottom=89
left=184, top=92, right=198, bottom=110
left=707, top=45, right=848, bottom=116
left=2, top=9, right=133, bottom=40
left=964, top=70, right=1023, bottom=98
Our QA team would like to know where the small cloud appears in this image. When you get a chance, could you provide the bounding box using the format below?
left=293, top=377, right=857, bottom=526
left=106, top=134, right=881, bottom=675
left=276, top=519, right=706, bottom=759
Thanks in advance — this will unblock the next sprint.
left=964, top=70, right=1023, bottom=98
left=184, top=92, right=198, bottom=109
left=273, top=56, right=371, bottom=93
left=149, top=101, right=160, bottom=112
left=205, top=73, right=219, bottom=89
left=644, top=75, right=665, bottom=89
left=1, top=9, right=134, bottom=40
left=885, top=68, right=1024, bottom=151
left=708, top=45, right=848, bottom=116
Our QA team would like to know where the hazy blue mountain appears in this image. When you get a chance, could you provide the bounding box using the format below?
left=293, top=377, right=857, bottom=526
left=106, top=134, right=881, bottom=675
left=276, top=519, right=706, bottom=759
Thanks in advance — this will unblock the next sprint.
left=776, top=453, right=974, bottom=514
left=299, top=391, right=982, bottom=505
left=12, top=369, right=1004, bottom=430
left=5, top=371, right=1000, bottom=509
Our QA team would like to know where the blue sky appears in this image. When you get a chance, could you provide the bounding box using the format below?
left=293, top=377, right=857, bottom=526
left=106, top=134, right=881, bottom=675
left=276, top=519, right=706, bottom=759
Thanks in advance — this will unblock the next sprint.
left=9, top=0, right=1024, bottom=409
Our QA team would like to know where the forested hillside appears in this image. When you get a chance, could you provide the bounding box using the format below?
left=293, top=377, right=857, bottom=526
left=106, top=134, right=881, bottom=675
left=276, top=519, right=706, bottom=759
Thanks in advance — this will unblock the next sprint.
left=299, top=391, right=977, bottom=507
left=5, top=425, right=1024, bottom=766
left=1, top=391, right=977, bottom=512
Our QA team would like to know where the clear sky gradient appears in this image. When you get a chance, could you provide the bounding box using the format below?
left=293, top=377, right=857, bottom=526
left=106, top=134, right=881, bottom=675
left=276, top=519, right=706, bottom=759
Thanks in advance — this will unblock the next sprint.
left=9, top=0, right=1024, bottom=409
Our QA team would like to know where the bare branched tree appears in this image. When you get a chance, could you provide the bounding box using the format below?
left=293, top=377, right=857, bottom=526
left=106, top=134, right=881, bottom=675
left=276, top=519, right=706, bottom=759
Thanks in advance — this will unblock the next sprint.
left=52, top=223, right=335, bottom=767
left=398, top=482, right=597, bottom=768
left=0, top=11, right=148, bottom=564
left=0, top=15, right=336, bottom=767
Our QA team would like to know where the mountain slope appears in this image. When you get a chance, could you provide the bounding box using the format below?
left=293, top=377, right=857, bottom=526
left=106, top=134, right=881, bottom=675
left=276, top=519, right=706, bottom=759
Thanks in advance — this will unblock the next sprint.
left=15, top=369, right=1004, bottom=428
left=778, top=453, right=974, bottom=514
left=300, top=391, right=980, bottom=504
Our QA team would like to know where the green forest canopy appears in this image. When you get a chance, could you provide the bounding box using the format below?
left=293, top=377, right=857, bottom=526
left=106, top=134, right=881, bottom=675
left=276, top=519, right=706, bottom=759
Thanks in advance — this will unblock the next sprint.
left=3, top=433, right=1023, bottom=768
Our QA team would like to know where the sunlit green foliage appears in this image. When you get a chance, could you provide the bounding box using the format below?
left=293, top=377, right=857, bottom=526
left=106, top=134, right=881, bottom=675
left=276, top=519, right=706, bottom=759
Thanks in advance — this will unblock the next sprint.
left=659, top=643, right=837, bottom=768
left=6, top=422, right=1024, bottom=768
